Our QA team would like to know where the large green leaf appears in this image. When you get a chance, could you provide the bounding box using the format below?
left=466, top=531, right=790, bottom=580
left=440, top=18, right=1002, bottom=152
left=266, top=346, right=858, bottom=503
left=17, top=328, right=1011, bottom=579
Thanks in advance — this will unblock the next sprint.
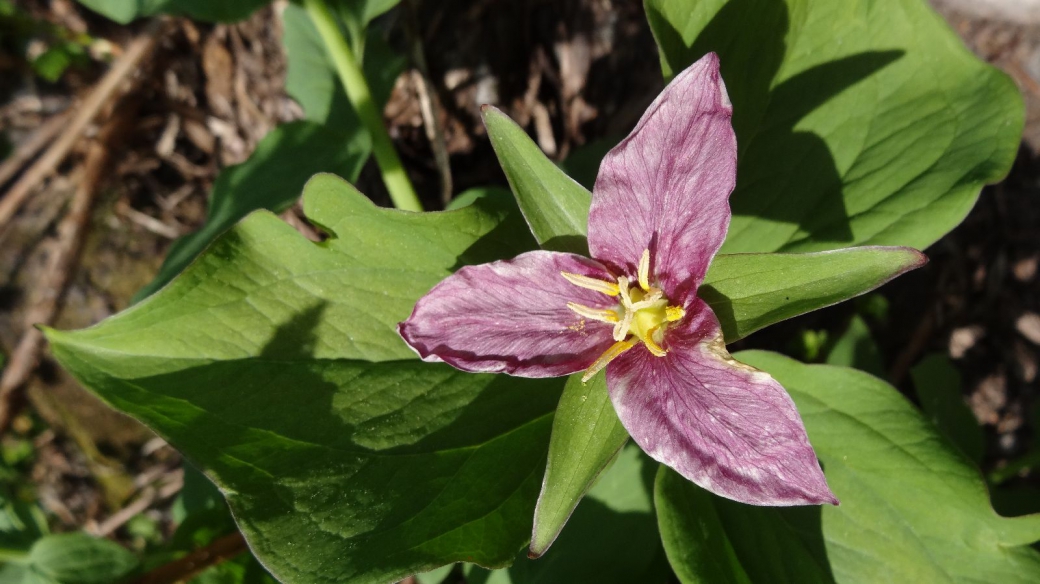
left=75, top=0, right=166, bottom=23
left=824, top=314, right=884, bottom=377
left=466, top=445, right=669, bottom=584
left=46, top=175, right=550, bottom=583
left=162, top=0, right=269, bottom=22
left=134, top=122, right=368, bottom=301
left=654, top=469, right=751, bottom=584
left=911, top=353, right=984, bottom=465
left=645, top=0, right=1022, bottom=253
left=656, top=351, right=1040, bottom=583
left=75, top=0, right=268, bottom=23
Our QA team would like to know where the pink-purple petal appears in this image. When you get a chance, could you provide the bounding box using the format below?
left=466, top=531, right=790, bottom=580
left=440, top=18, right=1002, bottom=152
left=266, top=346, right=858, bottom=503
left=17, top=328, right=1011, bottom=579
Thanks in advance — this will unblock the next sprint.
left=606, top=299, right=837, bottom=506
left=588, top=52, right=736, bottom=301
left=398, top=250, right=619, bottom=378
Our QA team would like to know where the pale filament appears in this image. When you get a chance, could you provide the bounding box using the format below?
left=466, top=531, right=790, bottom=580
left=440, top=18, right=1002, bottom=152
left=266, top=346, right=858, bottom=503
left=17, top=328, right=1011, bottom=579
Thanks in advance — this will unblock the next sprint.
left=561, top=249, right=687, bottom=382
left=566, top=302, right=618, bottom=324
left=560, top=272, right=619, bottom=296
left=581, top=340, right=634, bottom=383
left=637, top=249, right=651, bottom=292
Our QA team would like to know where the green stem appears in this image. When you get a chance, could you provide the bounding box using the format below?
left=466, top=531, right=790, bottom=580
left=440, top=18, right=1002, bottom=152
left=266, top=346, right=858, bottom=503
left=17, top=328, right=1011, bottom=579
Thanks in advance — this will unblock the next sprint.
left=303, top=0, right=423, bottom=212
left=989, top=449, right=1040, bottom=485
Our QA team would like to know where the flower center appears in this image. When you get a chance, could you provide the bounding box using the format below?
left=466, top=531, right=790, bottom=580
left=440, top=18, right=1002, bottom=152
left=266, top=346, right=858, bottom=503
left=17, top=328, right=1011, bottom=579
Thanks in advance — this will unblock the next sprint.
left=562, top=249, right=685, bottom=382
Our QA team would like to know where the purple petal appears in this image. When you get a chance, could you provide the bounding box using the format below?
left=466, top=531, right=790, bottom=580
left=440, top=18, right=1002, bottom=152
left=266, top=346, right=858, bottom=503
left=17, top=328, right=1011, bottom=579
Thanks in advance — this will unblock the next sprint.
left=588, top=52, right=736, bottom=301
left=606, top=299, right=837, bottom=506
left=399, top=251, right=618, bottom=378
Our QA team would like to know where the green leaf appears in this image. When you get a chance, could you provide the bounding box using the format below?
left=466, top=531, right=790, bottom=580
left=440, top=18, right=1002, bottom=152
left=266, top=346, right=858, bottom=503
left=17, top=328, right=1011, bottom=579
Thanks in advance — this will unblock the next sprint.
left=911, top=353, right=984, bottom=464
left=414, top=564, right=455, bottom=584
left=134, top=121, right=368, bottom=302
left=339, top=0, right=399, bottom=27
left=825, top=314, right=884, bottom=377
left=654, top=468, right=751, bottom=584
left=645, top=0, right=1022, bottom=253
left=282, top=4, right=405, bottom=130
left=47, top=175, right=548, bottom=583
left=32, top=46, right=76, bottom=83
left=467, top=445, right=669, bottom=584
left=529, top=375, right=629, bottom=557
left=334, top=0, right=401, bottom=58
left=701, top=247, right=926, bottom=342
left=482, top=106, right=592, bottom=255
left=657, top=350, right=1040, bottom=583
left=657, top=467, right=835, bottom=583
left=162, top=0, right=270, bottom=22
left=75, top=0, right=268, bottom=23
left=27, top=533, right=139, bottom=584
left=74, top=0, right=166, bottom=23
left=446, top=186, right=515, bottom=211
left=0, top=493, right=47, bottom=558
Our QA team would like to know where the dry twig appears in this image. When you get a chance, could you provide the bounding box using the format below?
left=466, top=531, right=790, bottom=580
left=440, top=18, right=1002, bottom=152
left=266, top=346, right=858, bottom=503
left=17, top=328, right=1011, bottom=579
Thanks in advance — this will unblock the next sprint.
left=0, top=109, right=70, bottom=189
left=404, top=0, right=453, bottom=205
left=91, top=469, right=184, bottom=537
left=134, top=532, right=249, bottom=584
left=0, top=19, right=166, bottom=233
left=0, top=95, right=143, bottom=431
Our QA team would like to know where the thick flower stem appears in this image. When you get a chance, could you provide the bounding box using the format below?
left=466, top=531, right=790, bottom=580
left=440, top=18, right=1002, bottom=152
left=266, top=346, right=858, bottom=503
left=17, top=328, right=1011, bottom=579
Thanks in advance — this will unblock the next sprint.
left=302, top=0, right=423, bottom=212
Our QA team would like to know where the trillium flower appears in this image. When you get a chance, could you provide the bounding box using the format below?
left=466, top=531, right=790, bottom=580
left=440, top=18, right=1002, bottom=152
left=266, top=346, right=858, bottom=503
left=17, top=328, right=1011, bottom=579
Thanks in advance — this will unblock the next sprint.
left=398, top=53, right=837, bottom=506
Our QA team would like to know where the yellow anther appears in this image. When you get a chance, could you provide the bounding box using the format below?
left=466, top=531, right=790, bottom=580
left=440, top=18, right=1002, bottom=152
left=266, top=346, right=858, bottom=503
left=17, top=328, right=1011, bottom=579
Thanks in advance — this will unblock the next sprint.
left=582, top=340, right=635, bottom=383
left=638, top=249, right=651, bottom=291
left=564, top=251, right=684, bottom=366
left=567, top=302, right=619, bottom=324
left=561, top=272, right=620, bottom=297
left=642, top=325, right=668, bottom=357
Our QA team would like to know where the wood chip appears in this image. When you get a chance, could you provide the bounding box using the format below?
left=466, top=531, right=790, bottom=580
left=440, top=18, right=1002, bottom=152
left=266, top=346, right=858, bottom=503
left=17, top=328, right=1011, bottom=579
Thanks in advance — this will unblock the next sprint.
left=949, top=325, right=985, bottom=358
left=1015, top=312, right=1040, bottom=345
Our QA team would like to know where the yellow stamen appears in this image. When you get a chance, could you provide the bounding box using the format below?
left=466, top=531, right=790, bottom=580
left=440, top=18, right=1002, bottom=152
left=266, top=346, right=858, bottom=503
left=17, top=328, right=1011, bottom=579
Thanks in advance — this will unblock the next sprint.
left=665, top=306, right=685, bottom=322
left=642, top=325, right=667, bottom=357
left=561, top=272, right=620, bottom=296
left=567, top=302, right=619, bottom=324
left=582, top=340, right=635, bottom=383
left=638, top=249, right=651, bottom=291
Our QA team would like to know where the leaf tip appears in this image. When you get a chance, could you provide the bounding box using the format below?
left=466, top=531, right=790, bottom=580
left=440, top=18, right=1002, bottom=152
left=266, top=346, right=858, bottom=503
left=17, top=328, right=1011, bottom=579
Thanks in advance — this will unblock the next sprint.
left=37, top=324, right=65, bottom=344
left=479, top=104, right=508, bottom=125
left=906, top=247, right=929, bottom=269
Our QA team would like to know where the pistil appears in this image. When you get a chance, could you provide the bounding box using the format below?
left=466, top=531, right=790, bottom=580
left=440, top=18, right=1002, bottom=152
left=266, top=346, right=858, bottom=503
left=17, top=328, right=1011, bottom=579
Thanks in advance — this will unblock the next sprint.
left=562, top=249, right=687, bottom=382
